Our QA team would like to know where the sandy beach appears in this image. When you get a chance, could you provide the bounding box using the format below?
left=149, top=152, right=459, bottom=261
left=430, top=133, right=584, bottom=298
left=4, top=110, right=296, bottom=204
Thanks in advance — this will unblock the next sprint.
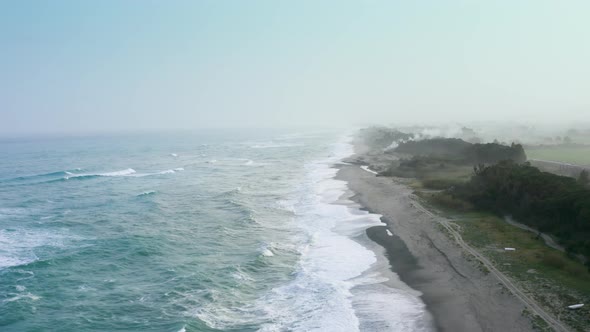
left=337, top=153, right=534, bottom=331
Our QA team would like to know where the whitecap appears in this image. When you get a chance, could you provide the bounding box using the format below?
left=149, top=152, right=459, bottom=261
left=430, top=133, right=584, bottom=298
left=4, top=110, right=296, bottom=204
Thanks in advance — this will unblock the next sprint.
left=0, top=228, right=84, bottom=269
left=64, top=168, right=136, bottom=179
left=252, top=136, right=432, bottom=332
left=261, top=249, right=274, bottom=257
left=360, top=165, right=378, bottom=175
left=3, top=293, right=40, bottom=302
left=98, top=168, right=136, bottom=177
left=137, top=191, right=156, bottom=197
left=259, top=243, right=275, bottom=257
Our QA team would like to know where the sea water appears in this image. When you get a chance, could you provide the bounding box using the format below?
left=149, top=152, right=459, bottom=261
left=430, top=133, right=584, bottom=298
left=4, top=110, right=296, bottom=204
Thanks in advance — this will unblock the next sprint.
left=0, top=129, right=430, bottom=331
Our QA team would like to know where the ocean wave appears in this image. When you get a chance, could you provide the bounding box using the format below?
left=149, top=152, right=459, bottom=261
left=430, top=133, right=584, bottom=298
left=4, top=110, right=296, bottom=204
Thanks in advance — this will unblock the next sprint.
left=56, top=167, right=185, bottom=181
left=0, top=228, right=85, bottom=270
left=64, top=168, right=136, bottom=180
left=251, top=137, right=431, bottom=332
left=0, top=168, right=85, bottom=183
left=231, top=266, right=255, bottom=282
left=214, top=187, right=242, bottom=199
left=0, top=207, right=32, bottom=218
left=258, top=243, right=275, bottom=257
left=3, top=292, right=41, bottom=303
left=155, top=168, right=184, bottom=175
left=137, top=190, right=157, bottom=197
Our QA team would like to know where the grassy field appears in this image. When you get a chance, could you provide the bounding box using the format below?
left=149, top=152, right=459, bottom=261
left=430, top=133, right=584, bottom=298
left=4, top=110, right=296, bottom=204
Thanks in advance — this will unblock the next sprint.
left=419, top=194, right=590, bottom=331
left=396, top=165, right=473, bottom=190
left=526, top=146, right=590, bottom=166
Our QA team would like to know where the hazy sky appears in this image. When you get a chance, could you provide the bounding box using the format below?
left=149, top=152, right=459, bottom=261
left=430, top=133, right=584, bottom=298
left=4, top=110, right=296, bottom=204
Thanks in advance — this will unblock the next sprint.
left=1, top=1, right=589, bottom=134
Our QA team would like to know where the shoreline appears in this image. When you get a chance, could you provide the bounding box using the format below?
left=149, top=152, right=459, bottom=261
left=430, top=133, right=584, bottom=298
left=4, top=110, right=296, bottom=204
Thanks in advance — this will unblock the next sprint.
left=336, top=156, right=533, bottom=331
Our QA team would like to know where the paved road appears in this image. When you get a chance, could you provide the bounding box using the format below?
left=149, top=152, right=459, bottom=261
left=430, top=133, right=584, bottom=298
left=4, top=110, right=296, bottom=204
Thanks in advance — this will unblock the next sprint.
left=410, top=197, right=570, bottom=332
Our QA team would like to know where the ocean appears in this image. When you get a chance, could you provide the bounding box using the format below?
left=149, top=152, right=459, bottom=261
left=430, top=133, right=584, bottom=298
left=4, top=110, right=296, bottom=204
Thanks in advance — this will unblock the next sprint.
left=0, top=129, right=430, bottom=331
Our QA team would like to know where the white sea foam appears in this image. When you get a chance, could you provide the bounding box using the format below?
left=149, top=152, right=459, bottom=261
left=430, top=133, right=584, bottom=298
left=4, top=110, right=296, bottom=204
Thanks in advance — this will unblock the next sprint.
left=3, top=292, right=40, bottom=302
left=261, top=249, right=274, bottom=257
left=62, top=167, right=185, bottom=180
left=360, top=165, right=378, bottom=175
left=0, top=228, right=83, bottom=269
left=99, top=168, right=137, bottom=177
left=65, top=168, right=137, bottom=179
left=386, top=229, right=393, bottom=237
left=231, top=268, right=254, bottom=282
left=170, top=153, right=178, bottom=157
left=258, top=243, right=275, bottom=257
left=0, top=207, right=32, bottom=218
left=254, top=136, right=432, bottom=332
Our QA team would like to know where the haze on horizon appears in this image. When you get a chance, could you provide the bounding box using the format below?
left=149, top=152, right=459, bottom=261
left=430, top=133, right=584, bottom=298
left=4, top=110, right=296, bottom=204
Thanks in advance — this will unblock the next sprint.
left=1, top=1, right=589, bottom=135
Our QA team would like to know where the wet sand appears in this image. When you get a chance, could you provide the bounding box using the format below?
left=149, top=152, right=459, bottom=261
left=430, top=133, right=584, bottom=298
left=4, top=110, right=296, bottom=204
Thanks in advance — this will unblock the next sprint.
left=337, top=160, right=533, bottom=332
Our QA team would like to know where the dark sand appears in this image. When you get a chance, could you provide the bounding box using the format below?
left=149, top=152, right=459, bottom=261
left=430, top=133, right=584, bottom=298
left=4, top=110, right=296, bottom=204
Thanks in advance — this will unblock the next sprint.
left=337, top=161, right=533, bottom=332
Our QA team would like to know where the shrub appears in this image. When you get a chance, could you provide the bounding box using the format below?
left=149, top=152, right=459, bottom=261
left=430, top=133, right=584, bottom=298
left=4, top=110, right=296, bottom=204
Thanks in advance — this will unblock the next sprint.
left=430, top=193, right=473, bottom=211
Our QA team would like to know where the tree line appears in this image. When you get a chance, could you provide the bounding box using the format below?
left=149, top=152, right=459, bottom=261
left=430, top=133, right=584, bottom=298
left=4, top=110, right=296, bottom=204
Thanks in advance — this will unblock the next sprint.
left=452, top=161, right=590, bottom=263
left=393, top=138, right=527, bottom=164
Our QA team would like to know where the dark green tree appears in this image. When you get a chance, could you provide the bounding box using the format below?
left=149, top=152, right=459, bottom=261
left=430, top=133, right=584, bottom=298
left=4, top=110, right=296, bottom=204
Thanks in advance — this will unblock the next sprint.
left=578, top=170, right=589, bottom=187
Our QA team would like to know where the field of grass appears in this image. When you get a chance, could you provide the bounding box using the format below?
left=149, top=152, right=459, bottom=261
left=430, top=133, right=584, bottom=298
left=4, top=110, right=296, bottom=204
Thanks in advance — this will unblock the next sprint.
left=407, top=165, right=473, bottom=190
left=526, top=146, right=590, bottom=166
left=454, top=213, right=590, bottom=331
left=412, top=192, right=590, bottom=331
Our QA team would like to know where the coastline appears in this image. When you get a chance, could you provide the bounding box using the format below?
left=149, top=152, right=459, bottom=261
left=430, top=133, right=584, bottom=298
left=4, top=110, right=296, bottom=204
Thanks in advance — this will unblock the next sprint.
left=336, top=151, right=533, bottom=331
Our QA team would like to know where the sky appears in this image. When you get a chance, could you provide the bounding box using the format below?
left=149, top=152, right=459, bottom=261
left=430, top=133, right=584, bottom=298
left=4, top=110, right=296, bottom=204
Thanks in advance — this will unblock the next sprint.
left=1, top=1, right=589, bottom=135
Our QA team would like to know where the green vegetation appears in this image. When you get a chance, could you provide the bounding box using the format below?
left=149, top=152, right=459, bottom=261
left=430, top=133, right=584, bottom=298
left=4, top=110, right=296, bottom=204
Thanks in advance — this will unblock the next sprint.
left=426, top=191, right=473, bottom=211
left=375, top=129, right=590, bottom=330
left=579, top=170, right=589, bottom=187
left=393, top=138, right=527, bottom=164
left=526, top=146, right=590, bottom=165
left=382, top=155, right=473, bottom=190
left=382, top=138, right=527, bottom=190
left=358, top=126, right=413, bottom=151
left=454, top=214, right=590, bottom=331
left=452, top=161, right=590, bottom=261
left=416, top=192, right=590, bottom=330
left=393, top=138, right=472, bottom=158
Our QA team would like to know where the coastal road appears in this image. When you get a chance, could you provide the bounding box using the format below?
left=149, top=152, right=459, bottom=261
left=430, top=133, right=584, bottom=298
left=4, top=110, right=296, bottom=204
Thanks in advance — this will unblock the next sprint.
left=410, top=198, right=571, bottom=332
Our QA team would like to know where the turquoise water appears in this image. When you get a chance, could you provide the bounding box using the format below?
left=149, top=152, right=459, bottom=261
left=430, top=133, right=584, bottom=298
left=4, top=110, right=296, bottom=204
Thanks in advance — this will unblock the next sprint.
left=0, top=129, right=429, bottom=331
